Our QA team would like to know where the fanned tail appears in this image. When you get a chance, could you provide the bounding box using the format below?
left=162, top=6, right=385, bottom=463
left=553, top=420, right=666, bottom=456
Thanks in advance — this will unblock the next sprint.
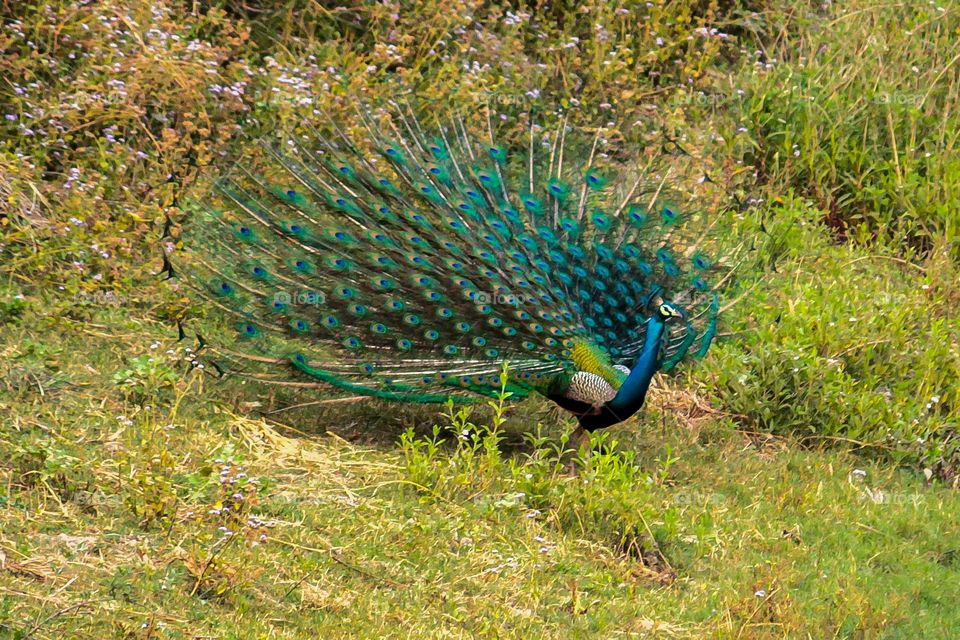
left=167, top=99, right=737, bottom=403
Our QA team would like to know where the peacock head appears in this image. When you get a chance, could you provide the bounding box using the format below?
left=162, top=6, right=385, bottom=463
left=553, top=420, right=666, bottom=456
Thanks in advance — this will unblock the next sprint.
left=657, top=301, right=684, bottom=322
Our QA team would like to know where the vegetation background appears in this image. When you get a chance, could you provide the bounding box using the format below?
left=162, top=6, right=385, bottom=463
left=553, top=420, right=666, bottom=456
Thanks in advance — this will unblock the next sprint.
left=1, top=0, right=958, bottom=637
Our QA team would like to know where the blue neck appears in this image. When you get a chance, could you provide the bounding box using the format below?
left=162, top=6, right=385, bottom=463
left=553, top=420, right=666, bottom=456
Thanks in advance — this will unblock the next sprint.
left=605, top=316, right=666, bottom=419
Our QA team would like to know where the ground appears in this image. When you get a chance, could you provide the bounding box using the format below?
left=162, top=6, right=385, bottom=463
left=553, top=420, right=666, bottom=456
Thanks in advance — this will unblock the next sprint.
left=2, top=308, right=959, bottom=638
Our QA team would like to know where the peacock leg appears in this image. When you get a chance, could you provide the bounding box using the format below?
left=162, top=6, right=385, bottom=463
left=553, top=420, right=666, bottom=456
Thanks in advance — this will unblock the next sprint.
left=572, top=424, right=591, bottom=455
left=564, top=424, right=592, bottom=474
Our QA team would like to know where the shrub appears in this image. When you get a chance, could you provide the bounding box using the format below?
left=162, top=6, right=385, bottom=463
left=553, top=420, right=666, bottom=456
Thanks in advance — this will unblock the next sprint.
left=698, top=200, right=960, bottom=474
left=730, top=1, right=960, bottom=257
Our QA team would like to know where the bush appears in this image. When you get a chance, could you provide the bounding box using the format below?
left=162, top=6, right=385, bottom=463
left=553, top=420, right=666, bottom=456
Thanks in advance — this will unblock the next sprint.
left=699, top=200, right=960, bottom=474
left=400, top=370, right=682, bottom=575
left=730, top=1, right=960, bottom=257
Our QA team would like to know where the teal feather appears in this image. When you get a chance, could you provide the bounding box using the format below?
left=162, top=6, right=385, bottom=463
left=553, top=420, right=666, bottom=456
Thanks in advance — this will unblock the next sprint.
left=169, top=103, right=740, bottom=425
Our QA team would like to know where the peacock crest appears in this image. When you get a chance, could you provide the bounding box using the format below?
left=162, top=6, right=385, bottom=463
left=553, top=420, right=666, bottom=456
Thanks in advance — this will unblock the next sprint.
left=164, top=99, right=739, bottom=430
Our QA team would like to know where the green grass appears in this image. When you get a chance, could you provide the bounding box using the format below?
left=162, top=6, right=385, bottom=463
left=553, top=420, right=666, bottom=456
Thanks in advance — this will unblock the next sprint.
left=2, top=0, right=960, bottom=636
left=701, top=201, right=960, bottom=472
left=2, top=306, right=959, bottom=638
left=730, top=1, right=960, bottom=254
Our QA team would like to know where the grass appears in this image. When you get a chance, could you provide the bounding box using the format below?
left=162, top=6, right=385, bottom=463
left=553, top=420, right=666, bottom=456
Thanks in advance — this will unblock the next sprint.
left=730, top=1, right=960, bottom=253
left=2, top=305, right=959, bottom=638
left=700, top=201, right=960, bottom=474
left=2, top=0, right=960, bottom=637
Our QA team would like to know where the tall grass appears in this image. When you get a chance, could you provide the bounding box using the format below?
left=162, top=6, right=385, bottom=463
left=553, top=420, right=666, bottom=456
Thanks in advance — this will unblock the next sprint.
left=697, top=201, right=960, bottom=477
left=2, top=0, right=958, bottom=469
left=731, top=1, right=960, bottom=256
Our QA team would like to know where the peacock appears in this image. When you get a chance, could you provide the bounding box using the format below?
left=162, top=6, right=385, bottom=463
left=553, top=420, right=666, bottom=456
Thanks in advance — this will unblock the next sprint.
left=163, top=100, right=737, bottom=446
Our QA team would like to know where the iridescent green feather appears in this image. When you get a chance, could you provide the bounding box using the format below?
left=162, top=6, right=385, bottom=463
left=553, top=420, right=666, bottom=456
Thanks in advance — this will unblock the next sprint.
left=169, top=103, right=734, bottom=404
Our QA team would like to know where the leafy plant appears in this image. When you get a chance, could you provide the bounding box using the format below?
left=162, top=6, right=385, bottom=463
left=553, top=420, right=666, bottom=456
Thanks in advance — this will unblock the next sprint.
left=112, top=355, right=178, bottom=402
left=699, top=201, right=960, bottom=475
